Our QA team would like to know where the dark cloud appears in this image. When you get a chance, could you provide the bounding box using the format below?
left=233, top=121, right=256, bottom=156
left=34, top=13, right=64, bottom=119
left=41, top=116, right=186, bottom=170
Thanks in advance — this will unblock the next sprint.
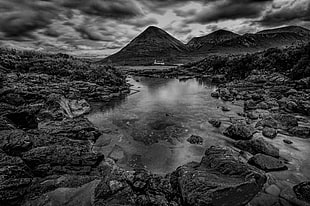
left=257, top=0, right=310, bottom=26
left=174, top=8, right=197, bottom=17
left=187, top=0, right=273, bottom=24
left=124, top=17, right=158, bottom=28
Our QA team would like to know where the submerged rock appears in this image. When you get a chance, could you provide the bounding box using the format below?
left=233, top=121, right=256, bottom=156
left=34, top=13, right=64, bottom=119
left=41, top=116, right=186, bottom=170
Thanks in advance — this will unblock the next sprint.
left=208, top=119, right=221, bottom=128
left=234, top=137, right=279, bottom=158
left=248, top=154, right=287, bottom=172
left=262, top=127, right=277, bottom=139
left=171, top=146, right=266, bottom=206
left=223, top=123, right=255, bottom=140
left=187, top=135, right=203, bottom=145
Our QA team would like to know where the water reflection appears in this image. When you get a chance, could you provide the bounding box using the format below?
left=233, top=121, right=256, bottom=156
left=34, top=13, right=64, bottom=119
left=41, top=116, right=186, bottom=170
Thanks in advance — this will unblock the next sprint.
left=87, top=76, right=242, bottom=174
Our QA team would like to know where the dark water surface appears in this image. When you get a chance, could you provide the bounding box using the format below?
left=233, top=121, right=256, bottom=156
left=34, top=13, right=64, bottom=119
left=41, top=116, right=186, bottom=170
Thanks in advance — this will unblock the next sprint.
left=87, top=76, right=243, bottom=174
left=87, top=76, right=310, bottom=182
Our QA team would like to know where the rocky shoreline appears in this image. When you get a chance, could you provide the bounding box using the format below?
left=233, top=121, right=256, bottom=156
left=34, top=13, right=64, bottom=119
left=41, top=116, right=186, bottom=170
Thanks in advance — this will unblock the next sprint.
left=1, top=47, right=310, bottom=206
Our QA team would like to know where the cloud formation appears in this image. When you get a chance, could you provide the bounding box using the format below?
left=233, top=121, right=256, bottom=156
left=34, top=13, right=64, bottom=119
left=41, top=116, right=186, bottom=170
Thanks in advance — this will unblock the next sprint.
left=0, top=0, right=309, bottom=56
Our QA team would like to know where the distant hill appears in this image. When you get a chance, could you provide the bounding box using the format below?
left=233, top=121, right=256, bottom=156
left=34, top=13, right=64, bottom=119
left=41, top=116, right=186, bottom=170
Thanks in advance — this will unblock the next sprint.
left=103, top=26, right=188, bottom=65
left=187, top=30, right=240, bottom=50
left=102, top=25, right=310, bottom=66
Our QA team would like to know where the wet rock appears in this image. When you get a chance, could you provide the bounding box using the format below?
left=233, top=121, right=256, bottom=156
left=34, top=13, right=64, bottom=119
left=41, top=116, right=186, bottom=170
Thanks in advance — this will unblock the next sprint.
left=108, top=145, right=125, bottom=161
left=221, top=106, right=230, bottom=112
left=248, top=154, right=288, bottom=172
left=234, top=137, right=279, bottom=158
left=247, top=110, right=260, bottom=120
left=262, top=127, right=277, bottom=139
left=223, top=123, right=255, bottom=140
left=39, top=117, right=102, bottom=141
left=293, top=182, right=310, bottom=203
left=23, top=179, right=101, bottom=206
left=283, top=139, right=293, bottom=144
left=211, top=91, right=220, bottom=98
left=0, top=130, right=32, bottom=156
left=211, top=75, right=226, bottom=84
left=171, top=146, right=266, bottom=206
left=256, top=117, right=278, bottom=129
left=288, top=126, right=310, bottom=139
left=21, top=145, right=104, bottom=176
left=273, top=114, right=298, bottom=130
left=187, top=135, right=203, bottom=145
left=265, top=184, right=281, bottom=196
left=208, top=119, right=221, bottom=128
left=248, top=192, right=282, bottom=206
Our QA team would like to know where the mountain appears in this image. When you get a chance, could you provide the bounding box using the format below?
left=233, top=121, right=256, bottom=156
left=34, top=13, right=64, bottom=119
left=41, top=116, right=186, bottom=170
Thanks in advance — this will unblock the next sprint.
left=103, top=26, right=188, bottom=65
left=205, top=26, right=310, bottom=55
left=187, top=29, right=240, bottom=50
left=103, top=25, right=310, bottom=66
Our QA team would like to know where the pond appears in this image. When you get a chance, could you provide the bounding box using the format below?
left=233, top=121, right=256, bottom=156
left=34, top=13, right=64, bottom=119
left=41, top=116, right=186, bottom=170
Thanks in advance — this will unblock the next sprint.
left=87, top=76, right=243, bottom=174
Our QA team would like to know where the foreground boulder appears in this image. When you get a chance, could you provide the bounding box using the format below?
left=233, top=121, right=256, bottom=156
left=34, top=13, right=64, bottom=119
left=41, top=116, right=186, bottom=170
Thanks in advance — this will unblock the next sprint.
left=293, top=182, right=310, bottom=203
left=234, top=137, right=279, bottom=158
left=187, top=135, right=203, bottom=145
left=171, top=146, right=266, bottom=206
left=248, top=154, right=287, bottom=172
left=223, top=123, right=255, bottom=140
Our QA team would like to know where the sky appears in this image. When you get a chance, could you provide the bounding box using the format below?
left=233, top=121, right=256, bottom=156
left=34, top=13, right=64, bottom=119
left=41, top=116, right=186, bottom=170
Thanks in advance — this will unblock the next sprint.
left=0, top=0, right=309, bottom=57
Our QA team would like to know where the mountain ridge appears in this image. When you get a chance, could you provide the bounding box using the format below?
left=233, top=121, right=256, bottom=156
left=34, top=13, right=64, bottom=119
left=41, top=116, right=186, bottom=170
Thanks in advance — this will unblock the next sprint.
left=103, top=25, right=310, bottom=65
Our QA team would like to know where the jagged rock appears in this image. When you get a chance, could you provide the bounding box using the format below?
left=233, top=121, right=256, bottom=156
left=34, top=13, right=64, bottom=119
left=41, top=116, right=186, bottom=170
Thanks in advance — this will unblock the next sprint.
left=208, top=119, right=221, bottom=128
left=273, top=114, right=298, bottom=130
left=39, top=117, right=102, bottom=141
left=171, top=146, right=266, bottom=206
left=255, top=116, right=278, bottom=129
left=262, top=127, right=277, bottom=139
left=223, top=123, right=255, bottom=140
left=293, top=182, right=310, bottom=203
left=187, top=135, right=203, bottom=145
left=0, top=130, right=32, bottom=156
left=234, top=137, right=279, bottom=158
left=0, top=151, right=33, bottom=205
left=288, top=126, right=310, bottom=139
left=21, top=145, right=104, bottom=176
left=248, top=154, right=287, bottom=172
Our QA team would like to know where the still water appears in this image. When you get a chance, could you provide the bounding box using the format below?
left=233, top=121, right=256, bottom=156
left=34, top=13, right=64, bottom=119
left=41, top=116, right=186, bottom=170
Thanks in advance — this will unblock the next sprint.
left=87, top=76, right=243, bottom=174
left=87, top=76, right=310, bottom=182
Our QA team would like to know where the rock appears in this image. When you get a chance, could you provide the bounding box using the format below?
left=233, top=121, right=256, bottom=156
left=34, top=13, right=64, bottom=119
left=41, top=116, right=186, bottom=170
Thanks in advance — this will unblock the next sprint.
left=223, top=123, right=255, bottom=140
left=234, top=137, right=279, bottom=158
left=265, top=184, right=281, bottom=196
left=211, top=91, right=220, bottom=98
left=248, top=154, right=288, bottom=172
left=23, top=179, right=101, bottom=206
left=244, top=100, right=258, bottom=110
left=247, top=110, right=260, bottom=120
left=273, top=114, right=298, bottom=130
left=39, top=117, right=102, bottom=141
left=21, top=145, right=104, bottom=176
left=211, top=75, right=226, bottom=84
left=286, top=89, right=298, bottom=96
left=262, top=127, right=277, bottom=139
left=0, top=130, right=32, bottom=156
left=256, top=117, right=278, bottom=129
left=208, top=119, right=221, bottom=128
left=0, top=151, right=33, bottom=205
left=294, top=182, right=310, bottom=203
left=288, top=126, right=310, bottom=139
left=171, top=146, right=266, bottom=206
left=248, top=192, right=282, bottom=206
left=221, top=106, right=230, bottom=112
left=187, top=135, right=203, bottom=145
left=108, top=145, right=125, bottom=161
left=283, top=139, right=293, bottom=144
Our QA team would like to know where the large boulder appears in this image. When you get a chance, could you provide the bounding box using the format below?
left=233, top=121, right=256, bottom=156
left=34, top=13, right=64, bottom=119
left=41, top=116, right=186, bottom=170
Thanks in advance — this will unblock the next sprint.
left=293, top=182, right=310, bottom=203
left=273, top=114, right=298, bottom=130
left=262, top=127, right=277, bottom=139
left=248, top=154, right=287, bottom=172
left=171, top=146, right=266, bottom=206
left=21, top=145, right=104, bottom=176
left=0, top=151, right=33, bottom=205
left=223, top=123, right=255, bottom=140
left=234, top=137, right=279, bottom=158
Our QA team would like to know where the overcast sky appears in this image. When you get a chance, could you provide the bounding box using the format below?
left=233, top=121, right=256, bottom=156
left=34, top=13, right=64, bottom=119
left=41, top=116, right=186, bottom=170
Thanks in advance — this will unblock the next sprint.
left=0, top=0, right=309, bottom=57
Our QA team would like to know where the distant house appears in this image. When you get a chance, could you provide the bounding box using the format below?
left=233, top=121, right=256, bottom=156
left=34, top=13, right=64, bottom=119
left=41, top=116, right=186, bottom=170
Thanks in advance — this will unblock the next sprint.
left=154, top=59, right=165, bottom=65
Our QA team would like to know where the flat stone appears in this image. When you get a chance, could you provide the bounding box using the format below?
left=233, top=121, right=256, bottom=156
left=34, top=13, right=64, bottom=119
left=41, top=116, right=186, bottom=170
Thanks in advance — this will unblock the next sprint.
left=248, top=154, right=288, bottom=172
